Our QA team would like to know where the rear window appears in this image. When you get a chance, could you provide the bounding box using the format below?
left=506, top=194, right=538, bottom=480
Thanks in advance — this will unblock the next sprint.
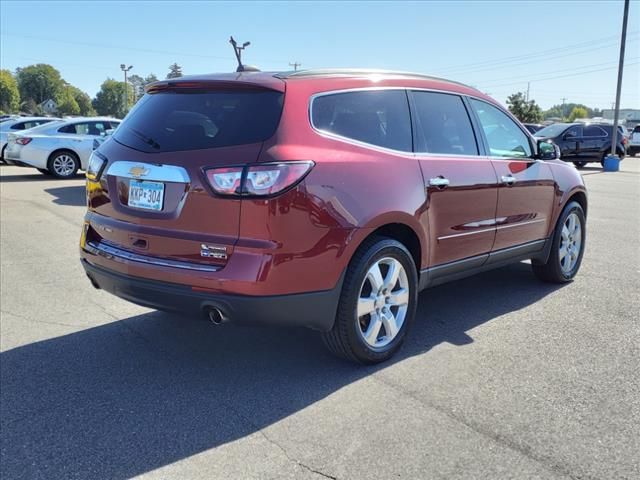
left=114, top=89, right=284, bottom=153
left=311, top=90, right=412, bottom=152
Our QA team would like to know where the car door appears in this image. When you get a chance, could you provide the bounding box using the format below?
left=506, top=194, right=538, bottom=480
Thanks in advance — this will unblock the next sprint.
left=469, top=98, right=556, bottom=253
left=558, top=125, right=583, bottom=162
left=581, top=125, right=608, bottom=160
left=410, top=90, right=498, bottom=269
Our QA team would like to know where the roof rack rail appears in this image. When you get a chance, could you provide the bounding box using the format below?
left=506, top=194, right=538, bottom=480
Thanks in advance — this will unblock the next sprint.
left=274, top=68, right=477, bottom=90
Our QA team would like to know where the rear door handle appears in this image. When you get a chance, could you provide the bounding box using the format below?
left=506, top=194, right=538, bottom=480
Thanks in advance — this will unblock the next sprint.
left=429, top=177, right=450, bottom=188
left=501, top=175, right=516, bottom=185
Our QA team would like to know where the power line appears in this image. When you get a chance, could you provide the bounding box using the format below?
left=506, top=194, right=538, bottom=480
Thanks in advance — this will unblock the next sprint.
left=437, top=35, right=639, bottom=77
left=480, top=60, right=640, bottom=89
left=436, top=31, right=639, bottom=74
left=0, top=31, right=291, bottom=65
left=474, top=56, right=639, bottom=86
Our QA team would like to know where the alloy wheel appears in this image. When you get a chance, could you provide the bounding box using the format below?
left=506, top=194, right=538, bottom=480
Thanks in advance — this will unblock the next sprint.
left=559, top=212, right=582, bottom=273
left=52, top=154, right=76, bottom=177
left=356, top=257, right=410, bottom=348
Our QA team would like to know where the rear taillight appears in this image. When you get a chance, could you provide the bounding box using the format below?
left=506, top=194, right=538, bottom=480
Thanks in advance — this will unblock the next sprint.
left=205, top=161, right=314, bottom=197
left=16, top=137, right=32, bottom=145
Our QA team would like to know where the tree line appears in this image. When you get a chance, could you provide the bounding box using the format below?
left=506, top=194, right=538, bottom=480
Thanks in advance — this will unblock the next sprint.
left=506, top=92, right=603, bottom=124
left=0, top=63, right=184, bottom=119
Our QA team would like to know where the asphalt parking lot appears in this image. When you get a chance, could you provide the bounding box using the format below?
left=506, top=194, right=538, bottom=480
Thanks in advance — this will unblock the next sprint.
left=1, top=160, right=638, bottom=480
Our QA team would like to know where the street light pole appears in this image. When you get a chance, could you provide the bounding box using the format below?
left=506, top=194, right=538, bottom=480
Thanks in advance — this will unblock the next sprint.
left=120, top=64, right=133, bottom=116
left=610, top=0, right=629, bottom=157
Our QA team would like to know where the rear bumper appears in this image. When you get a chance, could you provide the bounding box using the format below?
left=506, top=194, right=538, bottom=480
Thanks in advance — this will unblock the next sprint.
left=81, top=258, right=342, bottom=331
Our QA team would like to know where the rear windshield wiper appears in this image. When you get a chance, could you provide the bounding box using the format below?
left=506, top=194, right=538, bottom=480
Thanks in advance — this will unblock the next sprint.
left=129, top=128, right=161, bottom=150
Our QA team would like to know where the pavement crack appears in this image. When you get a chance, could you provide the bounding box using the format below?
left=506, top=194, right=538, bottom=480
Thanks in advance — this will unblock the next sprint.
left=219, top=401, right=338, bottom=479
left=371, top=372, right=590, bottom=480
left=0, top=308, right=80, bottom=329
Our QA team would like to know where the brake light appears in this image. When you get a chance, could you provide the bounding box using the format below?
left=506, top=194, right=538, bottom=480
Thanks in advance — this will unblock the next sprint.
left=205, top=167, right=243, bottom=195
left=16, top=137, right=32, bottom=145
left=205, top=161, right=314, bottom=197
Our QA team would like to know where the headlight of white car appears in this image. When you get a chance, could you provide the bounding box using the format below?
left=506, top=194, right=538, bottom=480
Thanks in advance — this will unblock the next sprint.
left=86, top=152, right=107, bottom=181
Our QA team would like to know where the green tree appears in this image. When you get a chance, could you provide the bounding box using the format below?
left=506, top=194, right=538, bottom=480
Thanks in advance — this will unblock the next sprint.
left=0, top=69, right=20, bottom=112
left=56, top=86, right=80, bottom=116
left=92, top=79, right=135, bottom=118
left=506, top=92, right=543, bottom=123
left=166, top=63, right=183, bottom=79
left=543, top=102, right=594, bottom=121
left=128, top=73, right=159, bottom=101
left=16, top=64, right=65, bottom=105
left=68, top=86, right=95, bottom=116
left=20, top=98, right=37, bottom=115
left=568, top=106, right=588, bottom=122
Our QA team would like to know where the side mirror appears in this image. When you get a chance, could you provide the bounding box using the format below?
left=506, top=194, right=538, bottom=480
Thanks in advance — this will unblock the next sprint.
left=100, top=129, right=115, bottom=137
left=537, top=139, right=560, bottom=160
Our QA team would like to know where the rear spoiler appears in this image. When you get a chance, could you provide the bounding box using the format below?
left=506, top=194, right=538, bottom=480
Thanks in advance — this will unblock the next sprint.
left=145, top=77, right=285, bottom=94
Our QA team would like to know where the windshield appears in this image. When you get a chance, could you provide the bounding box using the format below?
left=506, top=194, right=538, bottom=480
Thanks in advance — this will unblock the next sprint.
left=534, top=123, right=569, bottom=138
left=114, top=89, right=284, bottom=153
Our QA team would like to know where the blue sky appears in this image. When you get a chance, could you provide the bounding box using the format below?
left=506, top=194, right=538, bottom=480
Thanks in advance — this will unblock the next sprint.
left=1, top=0, right=638, bottom=109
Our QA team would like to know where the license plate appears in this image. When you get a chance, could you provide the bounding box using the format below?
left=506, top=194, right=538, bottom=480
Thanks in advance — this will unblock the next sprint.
left=128, top=180, right=164, bottom=211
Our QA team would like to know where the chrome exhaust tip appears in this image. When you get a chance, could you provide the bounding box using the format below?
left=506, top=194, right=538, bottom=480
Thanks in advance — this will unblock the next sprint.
left=205, top=307, right=227, bottom=325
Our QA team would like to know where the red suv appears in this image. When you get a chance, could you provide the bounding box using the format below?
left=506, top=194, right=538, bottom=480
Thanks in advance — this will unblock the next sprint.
left=81, top=69, right=587, bottom=363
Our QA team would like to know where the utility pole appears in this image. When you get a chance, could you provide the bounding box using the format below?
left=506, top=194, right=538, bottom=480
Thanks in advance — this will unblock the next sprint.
left=120, top=64, right=133, bottom=116
left=526, top=82, right=530, bottom=102
left=561, top=97, right=567, bottom=119
left=289, top=62, right=302, bottom=71
left=610, top=0, right=629, bottom=157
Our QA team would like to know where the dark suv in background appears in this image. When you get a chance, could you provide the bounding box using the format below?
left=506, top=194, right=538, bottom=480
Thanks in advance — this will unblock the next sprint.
left=534, top=122, right=627, bottom=168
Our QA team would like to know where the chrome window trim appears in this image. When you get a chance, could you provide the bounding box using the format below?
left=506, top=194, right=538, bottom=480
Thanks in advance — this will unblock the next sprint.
left=308, top=86, right=507, bottom=158
left=85, top=240, right=219, bottom=272
left=106, top=161, right=190, bottom=183
left=437, top=218, right=546, bottom=241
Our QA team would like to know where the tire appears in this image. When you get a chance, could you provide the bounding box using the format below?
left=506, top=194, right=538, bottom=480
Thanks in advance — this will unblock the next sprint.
left=573, top=161, right=587, bottom=169
left=37, top=168, right=51, bottom=175
left=47, top=151, right=79, bottom=179
left=322, top=237, right=418, bottom=364
left=532, top=201, right=586, bottom=283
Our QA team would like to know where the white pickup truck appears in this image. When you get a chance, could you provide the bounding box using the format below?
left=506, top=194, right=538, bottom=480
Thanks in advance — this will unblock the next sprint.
left=629, top=125, right=640, bottom=157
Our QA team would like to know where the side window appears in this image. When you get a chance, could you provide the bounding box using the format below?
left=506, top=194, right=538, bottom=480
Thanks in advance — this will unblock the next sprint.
left=583, top=125, right=607, bottom=137
left=74, top=123, right=90, bottom=135
left=311, top=90, right=412, bottom=151
left=564, top=126, right=583, bottom=138
left=87, top=122, right=107, bottom=136
left=10, top=122, right=25, bottom=130
left=58, top=124, right=75, bottom=134
left=470, top=99, right=532, bottom=158
left=411, top=91, right=478, bottom=155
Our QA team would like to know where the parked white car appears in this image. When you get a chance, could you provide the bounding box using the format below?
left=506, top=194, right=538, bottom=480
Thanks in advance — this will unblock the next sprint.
left=1, top=116, right=60, bottom=163
left=4, top=117, right=121, bottom=178
left=628, top=125, right=640, bottom=156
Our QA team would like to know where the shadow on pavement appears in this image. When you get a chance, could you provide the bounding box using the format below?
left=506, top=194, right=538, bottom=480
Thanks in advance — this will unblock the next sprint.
left=44, top=185, right=87, bottom=206
left=0, top=171, right=83, bottom=182
left=0, top=263, right=564, bottom=479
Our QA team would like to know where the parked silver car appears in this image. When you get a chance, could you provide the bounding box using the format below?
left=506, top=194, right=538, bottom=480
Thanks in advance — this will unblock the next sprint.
left=4, top=117, right=120, bottom=178
left=0, top=116, right=60, bottom=163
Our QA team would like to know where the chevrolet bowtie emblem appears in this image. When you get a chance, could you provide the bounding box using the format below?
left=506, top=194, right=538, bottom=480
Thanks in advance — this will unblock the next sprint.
left=129, top=166, right=149, bottom=178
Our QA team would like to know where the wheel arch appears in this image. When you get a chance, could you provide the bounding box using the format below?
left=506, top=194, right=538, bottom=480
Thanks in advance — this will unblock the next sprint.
left=48, top=148, right=80, bottom=165
left=566, top=189, right=588, bottom=218
left=349, top=219, right=424, bottom=276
